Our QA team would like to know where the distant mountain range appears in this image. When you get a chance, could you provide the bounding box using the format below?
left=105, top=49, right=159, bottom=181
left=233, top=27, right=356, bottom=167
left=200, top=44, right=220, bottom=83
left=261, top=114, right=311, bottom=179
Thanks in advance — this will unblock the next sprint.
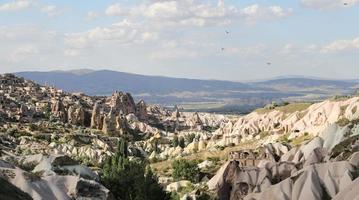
left=16, top=70, right=359, bottom=113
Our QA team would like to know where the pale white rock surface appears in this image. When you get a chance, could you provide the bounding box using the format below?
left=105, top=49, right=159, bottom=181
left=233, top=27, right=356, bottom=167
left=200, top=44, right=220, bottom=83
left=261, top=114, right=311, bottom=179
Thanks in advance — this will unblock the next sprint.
left=166, top=180, right=191, bottom=192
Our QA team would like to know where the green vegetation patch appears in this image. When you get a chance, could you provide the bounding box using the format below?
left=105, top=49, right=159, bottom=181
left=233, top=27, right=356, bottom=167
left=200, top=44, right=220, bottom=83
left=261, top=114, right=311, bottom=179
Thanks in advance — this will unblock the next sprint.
left=331, top=95, right=353, bottom=102
left=352, top=106, right=358, bottom=115
left=337, top=117, right=351, bottom=127
left=255, top=103, right=311, bottom=115
left=101, top=139, right=170, bottom=200
left=291, top=133, right=313, bottom=146
left=277, top=133, right=291, bottom=144
left=172, top=159, right=200, bottom=183
left=259, top=131, right=270, bottom=139
left=276, top=103, right=312, bottom=114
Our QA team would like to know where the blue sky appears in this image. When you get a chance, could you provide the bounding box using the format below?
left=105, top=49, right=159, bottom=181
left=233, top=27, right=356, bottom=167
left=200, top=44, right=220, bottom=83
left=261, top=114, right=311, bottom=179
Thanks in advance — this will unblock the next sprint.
left=0, top=0, right=358, bottom=81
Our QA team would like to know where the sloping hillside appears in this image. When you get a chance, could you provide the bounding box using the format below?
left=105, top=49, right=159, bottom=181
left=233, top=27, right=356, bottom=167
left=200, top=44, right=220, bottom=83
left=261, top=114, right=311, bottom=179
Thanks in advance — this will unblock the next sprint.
left=17, top=70, right=359, bottom=113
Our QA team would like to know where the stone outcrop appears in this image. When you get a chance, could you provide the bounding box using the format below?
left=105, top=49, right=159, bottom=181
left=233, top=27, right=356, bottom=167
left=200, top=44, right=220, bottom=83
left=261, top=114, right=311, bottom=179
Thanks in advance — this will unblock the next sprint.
left=0, top=155, right=111, bottom=200
left=51, top=98, right=67, bottom=121
left=0, top=177, right=33, bottom=200
left=209, top=157, right=359, bottom=200
left=91, top=101, right=103, bottom=129
left=110, top=91, right=136, bottom=115
left=67, top=104, right=86, bottom=126
left=136, top=100, right=148, bottom=121
left=90, top=93, right=148, bottom=135
left=102, top=108, right=117, bottom=135
left=208, top=160, right=297, bottom=199
left=172, top=105, right=181, bottom=119
left=245, top=161, right=357, bottom=200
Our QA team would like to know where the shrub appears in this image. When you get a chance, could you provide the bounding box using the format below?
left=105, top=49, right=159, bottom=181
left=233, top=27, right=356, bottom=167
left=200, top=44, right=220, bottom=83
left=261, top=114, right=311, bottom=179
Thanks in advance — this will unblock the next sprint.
left=172, top=135, right=179, bottom=147
left=6, top=128, right=18, bottom=136
left=337, top=118, right=350, bottom=127
left=18, top=161, right=38, bottom=172
left=6, top=128, right=31, bottom=138
left=197, top=192, right=216, bottom=200
left=228, top=143, right=235, bottom=147
left=170, top=192, right=180, bottom=200
left=291, top=134, right=313, bottom=146
left=185, top=133, right=196, bottom=144
left=331, top=135, right=359, bottom=159
left=215, top=145, right=225, bottom=151
left=259, top=131, right=269, bottom=139
left=207, top=157, right=220, bottom=163
left=278, top=133, right=291, bottom=143
left=172, top=159, right=200, bottom=183
left=28, top=123, right=38, bottom=131
left=352, top=106, right=358, bottom=115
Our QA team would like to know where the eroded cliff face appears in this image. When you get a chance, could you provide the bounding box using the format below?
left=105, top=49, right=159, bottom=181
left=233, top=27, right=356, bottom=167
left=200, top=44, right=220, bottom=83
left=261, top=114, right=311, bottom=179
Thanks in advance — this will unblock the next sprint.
left=208, top=98, right=359, bottom=148
left=209, top=144, right=359, bottom=200
left=208, top=120, right=359, bottom=200
left=0, top=154, right=111, bottom=200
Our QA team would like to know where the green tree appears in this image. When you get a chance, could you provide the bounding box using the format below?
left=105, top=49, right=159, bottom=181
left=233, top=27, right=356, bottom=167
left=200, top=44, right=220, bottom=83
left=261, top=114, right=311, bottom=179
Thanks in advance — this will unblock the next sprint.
left=172, top=159, right=200, bottom=183
left=185, top=133, right=196, bottom=144
left=172, top=135, right=179, bottom=147
left=154, top=139, right=160, bottom=153
left=179, top=137, right=185, bottom=148
left=101, top=138, right=170, bottom=200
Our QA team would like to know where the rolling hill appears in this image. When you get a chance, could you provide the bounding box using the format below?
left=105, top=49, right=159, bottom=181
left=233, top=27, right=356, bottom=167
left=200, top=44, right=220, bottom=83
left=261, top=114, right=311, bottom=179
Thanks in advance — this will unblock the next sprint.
left=16, top=70, right=359, bottom=113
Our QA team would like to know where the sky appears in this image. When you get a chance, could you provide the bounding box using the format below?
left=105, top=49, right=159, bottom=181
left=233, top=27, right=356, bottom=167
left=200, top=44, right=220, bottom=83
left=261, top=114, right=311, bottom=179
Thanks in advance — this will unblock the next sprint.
left=0, top=0, right=359, bottom=81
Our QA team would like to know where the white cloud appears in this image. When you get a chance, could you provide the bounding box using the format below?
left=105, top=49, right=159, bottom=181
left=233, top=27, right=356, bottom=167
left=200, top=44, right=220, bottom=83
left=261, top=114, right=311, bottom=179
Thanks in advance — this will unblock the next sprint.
left=105, top=3, right=127, bottom=16
left=86, top=20, right=150, bottom=43
left=300, top=0, right=359, bottom=9
left=241, top=4, right=292, bottom=23
left=0, top=0, right=31, bottom=12
left=149, top=37, right=216, bottom=60
left=86, top=11, right=100, bottom=21
left=270, top=6, right=291, bottom=18
left=41, top=5, right=64, bottom=17
left=321, top=37, right=359, bottom=53
left=104, top=1, right=291, bottom=27
left=64, top=19, right=158, bottom=57
left=10, top=45, right=38, bottom=62
left=65, top=35, right=90, bottom=49
left=0, top=25, right=65, bottom=67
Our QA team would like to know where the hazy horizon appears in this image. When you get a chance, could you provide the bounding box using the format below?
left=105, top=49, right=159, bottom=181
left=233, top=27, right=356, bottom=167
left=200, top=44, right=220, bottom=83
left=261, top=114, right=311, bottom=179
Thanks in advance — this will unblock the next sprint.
left=8, top=68, right=359, bottom=82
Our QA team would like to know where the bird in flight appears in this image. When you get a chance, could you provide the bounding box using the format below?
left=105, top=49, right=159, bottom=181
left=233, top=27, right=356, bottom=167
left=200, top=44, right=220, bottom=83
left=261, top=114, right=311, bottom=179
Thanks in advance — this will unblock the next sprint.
left=267, top=62, right=271, bottom=66
left=225, top=30, right=230, bottom=34
left=221, top=48, right=225, bottom=51
left=344, top=2, right=348, bottom=6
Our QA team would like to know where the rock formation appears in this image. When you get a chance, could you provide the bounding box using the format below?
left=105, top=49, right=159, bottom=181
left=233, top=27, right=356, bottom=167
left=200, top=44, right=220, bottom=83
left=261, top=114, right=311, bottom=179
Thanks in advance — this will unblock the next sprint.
left=4, top=73, right=359, bottom=200
left=91, top=101, right=103, bottom=129
left=51, top=98, right=67, bottom=121
left=110, top=91, right=136, bottom=115
left=136, top=100, right=148, bottom=121
left=0, top=155, right=111, bottom=200
left=102, top=108, right=117, bottom=135
left=67, top=104, right=86, bottom=126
